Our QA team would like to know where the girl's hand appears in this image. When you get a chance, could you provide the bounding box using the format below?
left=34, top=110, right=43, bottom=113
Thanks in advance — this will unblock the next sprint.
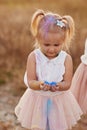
left=55, top=83, right=61, bottom=91
left=40, top=81, right=50, bottom=91
left=43, top=83, right=51, bottom=91
left=40, top=81, right=59, bottom=91
left=47, top=81, right=57, bottom=92
left=50, top=83, right=60, bottom=92
left=50, top=86, right=57, bottom=92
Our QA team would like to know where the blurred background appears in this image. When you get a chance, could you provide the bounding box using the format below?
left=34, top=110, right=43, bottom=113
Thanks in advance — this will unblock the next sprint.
left=0, top=0, right=87, bottom=130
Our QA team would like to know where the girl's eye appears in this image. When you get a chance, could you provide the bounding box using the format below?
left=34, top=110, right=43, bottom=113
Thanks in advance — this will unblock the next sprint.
left=54, top=44, right=60, bottom=46
left=44, top=44, right=50, bottom=46
left=44, top=43, right=60, bottom=47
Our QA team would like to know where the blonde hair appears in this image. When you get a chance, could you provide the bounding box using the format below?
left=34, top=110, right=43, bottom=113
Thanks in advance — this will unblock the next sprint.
left=31, top=9, right=75, bottom=49
left=62, top=16, right=75, bottom=50
left=31, top=9, right=45, bottom=37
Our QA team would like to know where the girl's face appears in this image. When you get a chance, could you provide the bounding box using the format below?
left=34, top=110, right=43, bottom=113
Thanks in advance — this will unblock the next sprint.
left=39, top=32, right=65, bottom=59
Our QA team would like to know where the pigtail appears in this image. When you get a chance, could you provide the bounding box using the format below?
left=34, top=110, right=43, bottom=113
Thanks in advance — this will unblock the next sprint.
left=62, top=15, right=75, bottom=44
left=31, top=9, right=45, bottom=37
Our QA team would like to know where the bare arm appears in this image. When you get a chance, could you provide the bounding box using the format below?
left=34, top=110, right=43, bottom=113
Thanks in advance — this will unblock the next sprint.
left=57, top=54, right=73, bottom=91
left=26, top=51, right=41, bottom=90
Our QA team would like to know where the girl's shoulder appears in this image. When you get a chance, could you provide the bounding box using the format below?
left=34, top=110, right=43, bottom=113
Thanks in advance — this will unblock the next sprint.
left=64, top=53, right=73, bottom=69
left=59, top=50, right=68, bottom=61
left=27, top=50, right=36, bottom=62
left=61, top=50, right=72, bottom=59
left=27, top=49, right=40, bottom=63
left=66, top=54, right=72, bottom=62
left=60, top=50, right=67, bottom=56
left=61, top=50, right=72, bottom=64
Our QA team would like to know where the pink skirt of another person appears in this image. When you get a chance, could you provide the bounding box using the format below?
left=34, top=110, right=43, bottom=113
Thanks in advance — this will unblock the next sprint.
left=70, top=63, right=87, bottom=114
left=15, top=88, right=82, bottom=130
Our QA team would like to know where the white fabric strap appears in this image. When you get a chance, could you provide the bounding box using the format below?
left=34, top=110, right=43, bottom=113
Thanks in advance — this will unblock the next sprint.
left=81, top=38, right=87, bottom=65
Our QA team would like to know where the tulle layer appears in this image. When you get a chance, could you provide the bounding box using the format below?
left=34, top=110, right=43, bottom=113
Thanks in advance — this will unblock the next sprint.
left=71, top=63, right=87, bottom=114
left=15, top=89, right=82, bottom=130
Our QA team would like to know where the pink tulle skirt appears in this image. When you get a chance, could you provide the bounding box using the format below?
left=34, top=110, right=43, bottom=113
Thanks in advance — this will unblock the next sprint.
left=70, top=63, right=87, bottom=114
left=15, top=89, right=82, bottom=130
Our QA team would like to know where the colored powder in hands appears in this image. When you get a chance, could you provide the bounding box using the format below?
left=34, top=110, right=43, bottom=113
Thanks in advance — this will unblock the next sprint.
left=44, top=81, right=57, bottom=86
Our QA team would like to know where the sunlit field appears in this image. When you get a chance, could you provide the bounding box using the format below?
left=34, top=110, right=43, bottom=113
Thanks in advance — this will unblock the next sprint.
left=0, top=0, right=87, bottom=129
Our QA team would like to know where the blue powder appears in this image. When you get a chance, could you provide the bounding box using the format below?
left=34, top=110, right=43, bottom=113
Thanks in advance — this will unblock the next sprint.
left=44, top=81, right=57, bottom=86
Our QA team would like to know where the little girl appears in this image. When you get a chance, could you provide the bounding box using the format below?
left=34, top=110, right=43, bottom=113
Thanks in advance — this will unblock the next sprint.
left=15, top=9, right=82, bottom=130
left=71, top=38, right=87, bottom=114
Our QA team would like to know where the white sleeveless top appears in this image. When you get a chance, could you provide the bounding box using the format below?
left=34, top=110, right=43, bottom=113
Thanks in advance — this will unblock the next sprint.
left=24, top=49, right=67, bottom=96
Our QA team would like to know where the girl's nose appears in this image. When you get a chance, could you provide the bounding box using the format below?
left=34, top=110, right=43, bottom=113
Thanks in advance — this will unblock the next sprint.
left=49, top=47, right=54, bottom=52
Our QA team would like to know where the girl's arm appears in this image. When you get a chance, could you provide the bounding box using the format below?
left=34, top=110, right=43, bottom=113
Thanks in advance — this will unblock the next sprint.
left=26, top=52, right=50, bottom=91
left=26, top=51, right=41, bottom=90
left=56, top=54, right=73, bottom=91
